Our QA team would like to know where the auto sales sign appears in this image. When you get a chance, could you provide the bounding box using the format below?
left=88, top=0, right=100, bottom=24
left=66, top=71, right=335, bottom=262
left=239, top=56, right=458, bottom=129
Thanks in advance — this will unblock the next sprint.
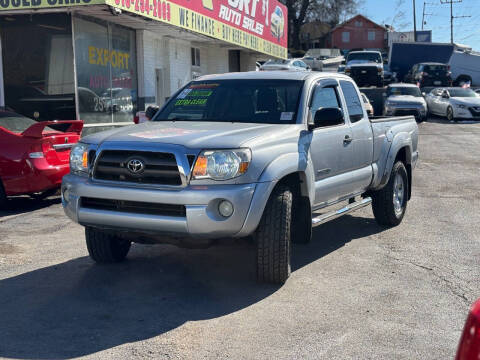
left=105, top=0, right=288, bottom=58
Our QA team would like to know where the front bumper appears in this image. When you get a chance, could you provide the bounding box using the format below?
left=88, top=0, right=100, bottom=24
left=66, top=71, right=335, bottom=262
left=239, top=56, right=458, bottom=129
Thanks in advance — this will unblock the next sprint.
left=62, top=174, right=275, bottom=239
left=385, top=104, right=427, bottom=120
left=454, top=106, right=480, bottom=119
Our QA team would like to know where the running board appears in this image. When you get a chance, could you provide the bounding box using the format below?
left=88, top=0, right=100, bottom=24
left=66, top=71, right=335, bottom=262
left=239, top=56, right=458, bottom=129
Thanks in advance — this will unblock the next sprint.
left=312, top=197, right=372, bottom=227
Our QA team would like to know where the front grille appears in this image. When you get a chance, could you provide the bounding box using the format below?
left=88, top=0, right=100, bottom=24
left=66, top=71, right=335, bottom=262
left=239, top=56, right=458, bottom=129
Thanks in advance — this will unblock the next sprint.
left=350, top=68, right=379, bottom=85
left=94, top=150, right=182, bottom=186
left=469, top=107, right=480, bottom=117
left=81, top=197, right=186, bottom=217
left=395, top=109, right=420, bottom=117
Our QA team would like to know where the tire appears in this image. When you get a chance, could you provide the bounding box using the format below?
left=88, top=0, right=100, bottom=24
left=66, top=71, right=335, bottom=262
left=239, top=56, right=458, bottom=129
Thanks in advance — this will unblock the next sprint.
left=291, top=196, right=312, bottom=244
left=255, top=186, right=292, bottom=284
left=0, top=180, right=7, bottom=209
left=454, top=75, right=472, bottom=87
left=446, top=106, right=456, bottom=122
left=85, top=227, right=131, bottom=263
left=371, top=161, right=408, bottom=226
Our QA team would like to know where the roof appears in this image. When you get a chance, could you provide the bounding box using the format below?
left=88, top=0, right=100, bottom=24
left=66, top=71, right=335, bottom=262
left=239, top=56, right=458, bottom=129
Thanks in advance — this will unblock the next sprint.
left=416, top=62, right=448, bottom=65
left=196, top=71, right=353, bottom=82
left=331, top=14, right=387, bottom=32
left=388, top=83, right=420, bottom=88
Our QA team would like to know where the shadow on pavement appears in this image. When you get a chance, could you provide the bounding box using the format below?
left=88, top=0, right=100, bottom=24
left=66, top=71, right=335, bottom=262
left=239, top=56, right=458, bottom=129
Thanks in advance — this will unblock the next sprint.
left=0, top=214, right=383, bottom=359
left=0, top=196, right=61, bottom=218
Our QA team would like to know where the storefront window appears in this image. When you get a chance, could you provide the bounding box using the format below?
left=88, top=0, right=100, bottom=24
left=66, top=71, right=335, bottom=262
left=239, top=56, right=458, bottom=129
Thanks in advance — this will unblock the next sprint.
left=74, top=17, right=137, bottom=134
left=0, top=14, right=75, bottom=122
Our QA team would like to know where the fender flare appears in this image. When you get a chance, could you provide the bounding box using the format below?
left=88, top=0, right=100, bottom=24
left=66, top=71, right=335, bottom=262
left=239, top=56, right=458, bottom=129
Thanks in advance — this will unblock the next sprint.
left=378, top=133, right=413, bottom=188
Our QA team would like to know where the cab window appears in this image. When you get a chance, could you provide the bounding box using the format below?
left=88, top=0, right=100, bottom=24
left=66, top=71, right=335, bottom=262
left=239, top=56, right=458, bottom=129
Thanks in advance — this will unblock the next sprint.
left=310, top=86, right=343, bottom=126
left=340, top=81, right=364, bottom=123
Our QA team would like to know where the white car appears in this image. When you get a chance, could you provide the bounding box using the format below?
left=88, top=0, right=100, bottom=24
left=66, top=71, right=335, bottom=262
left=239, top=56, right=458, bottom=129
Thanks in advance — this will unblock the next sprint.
left=260, top=59, right=311, bottom=72
left=425, top=87, right=480, bottom=121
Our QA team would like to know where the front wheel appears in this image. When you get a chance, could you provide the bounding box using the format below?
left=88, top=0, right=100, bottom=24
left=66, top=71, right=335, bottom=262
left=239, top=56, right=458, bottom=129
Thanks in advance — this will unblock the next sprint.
left=371, top=161, right=408, bottom=226
left=255, top=186, right=292, bottom=284
left=447, top=106, right=456, bottom=122
left=85, top=227, right=131, bottom=263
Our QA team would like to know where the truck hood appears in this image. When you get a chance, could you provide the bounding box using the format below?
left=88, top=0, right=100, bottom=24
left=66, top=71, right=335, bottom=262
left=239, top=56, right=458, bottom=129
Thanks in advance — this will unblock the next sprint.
left=347, top=61, right=382, bottom=69
left=81, top=121, right=294, bottom=149
left=387, top=95, right=426, bottom=105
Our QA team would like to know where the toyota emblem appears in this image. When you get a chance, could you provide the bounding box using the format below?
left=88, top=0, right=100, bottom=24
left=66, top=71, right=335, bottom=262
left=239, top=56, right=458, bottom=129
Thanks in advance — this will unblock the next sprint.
left=127, top=159, right=145, bottom=174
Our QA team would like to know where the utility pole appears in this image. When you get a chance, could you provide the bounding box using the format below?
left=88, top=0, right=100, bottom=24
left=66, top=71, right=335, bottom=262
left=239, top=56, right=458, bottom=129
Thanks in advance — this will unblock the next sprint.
left=413, top=0, right=417, bottom=42
left=421, top=2, right=433, bottom=30
left=440, top=0, right=471, bottom=44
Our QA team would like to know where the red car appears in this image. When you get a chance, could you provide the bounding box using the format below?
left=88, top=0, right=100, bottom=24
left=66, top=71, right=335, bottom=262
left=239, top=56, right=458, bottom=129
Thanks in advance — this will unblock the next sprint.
left=456, top=298, right=480, bottom=360
left=0, top=110, right=83, bottom=206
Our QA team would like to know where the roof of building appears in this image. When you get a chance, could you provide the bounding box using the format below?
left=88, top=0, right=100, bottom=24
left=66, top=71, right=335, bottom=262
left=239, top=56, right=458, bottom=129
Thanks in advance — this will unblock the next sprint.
left=331, top=14, right=387, bottom=32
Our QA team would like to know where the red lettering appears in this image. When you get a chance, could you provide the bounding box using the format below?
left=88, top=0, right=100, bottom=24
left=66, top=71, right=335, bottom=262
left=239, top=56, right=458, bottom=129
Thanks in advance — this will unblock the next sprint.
left=166, top=3, right=170, bottom=20
left=134, top=0, right=139, bottom=11
left=152, top=0, right=157, bottom=17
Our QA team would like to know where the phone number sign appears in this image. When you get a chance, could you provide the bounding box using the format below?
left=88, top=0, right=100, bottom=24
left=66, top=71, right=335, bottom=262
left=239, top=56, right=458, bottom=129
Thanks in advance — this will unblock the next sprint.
left=105, top=0, right=288, bottom=58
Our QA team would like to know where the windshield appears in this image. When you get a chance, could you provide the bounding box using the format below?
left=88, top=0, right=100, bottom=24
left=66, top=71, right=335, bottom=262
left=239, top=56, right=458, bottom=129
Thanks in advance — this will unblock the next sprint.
left=387, top=87, right=422, bottom=97
left=347, top=52, right=382, bottom=63
left=155, top=80, right=304, bottom=124
left=449, top=89, right=477, bottom=98
left=0, top=111, right=54, bottom=133
left=424, top=65, right=448, bottom=72
left=264, top=59, right=290, bottom=65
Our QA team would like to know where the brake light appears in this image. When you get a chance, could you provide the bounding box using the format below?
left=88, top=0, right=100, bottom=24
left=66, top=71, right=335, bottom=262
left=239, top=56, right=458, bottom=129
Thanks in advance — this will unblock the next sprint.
left=133, top=115, right=139, bottom=124
left=456, top=299, right=480, bottom=360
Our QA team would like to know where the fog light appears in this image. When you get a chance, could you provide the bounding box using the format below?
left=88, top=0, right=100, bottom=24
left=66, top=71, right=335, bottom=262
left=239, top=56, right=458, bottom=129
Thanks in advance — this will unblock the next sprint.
left=218, top=200, right=234, bottom=218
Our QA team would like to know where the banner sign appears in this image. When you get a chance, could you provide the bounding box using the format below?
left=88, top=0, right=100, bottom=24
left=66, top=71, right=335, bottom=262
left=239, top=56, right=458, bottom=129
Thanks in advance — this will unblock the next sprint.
left=104, top=0, right=288, bottom=58
left=0, top=0, right=104, bottom=11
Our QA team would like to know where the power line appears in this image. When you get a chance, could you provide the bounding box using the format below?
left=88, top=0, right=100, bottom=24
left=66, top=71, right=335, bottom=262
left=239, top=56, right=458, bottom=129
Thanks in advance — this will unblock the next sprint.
left=440, top=0, right=471, bottom=43
left=422, top=2, right=435, bottom=29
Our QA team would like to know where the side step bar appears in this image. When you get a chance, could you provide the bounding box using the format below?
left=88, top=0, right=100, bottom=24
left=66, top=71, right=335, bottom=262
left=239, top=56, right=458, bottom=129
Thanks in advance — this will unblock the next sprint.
left=312, top=197, right=372, bottom=227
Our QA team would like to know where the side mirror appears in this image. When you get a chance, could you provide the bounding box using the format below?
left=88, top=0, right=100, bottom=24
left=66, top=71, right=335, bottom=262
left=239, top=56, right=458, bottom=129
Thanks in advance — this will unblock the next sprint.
left=341, top=60, right=346, bottom=65
left=309, top=108, right=344, bottom=130
left=145, top=105, right=159, bottom=120
left=442, top=93, right=449, bottom=99
left=422, top=92, right=426, bottom=97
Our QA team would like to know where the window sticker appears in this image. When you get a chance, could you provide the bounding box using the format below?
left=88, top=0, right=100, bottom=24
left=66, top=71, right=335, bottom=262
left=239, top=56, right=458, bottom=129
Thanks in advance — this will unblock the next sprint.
left=280, top=112, right=294, bottom=121
left=190, top=83, right=219, bottom=89
left=177, top=88, right=193, bottom=99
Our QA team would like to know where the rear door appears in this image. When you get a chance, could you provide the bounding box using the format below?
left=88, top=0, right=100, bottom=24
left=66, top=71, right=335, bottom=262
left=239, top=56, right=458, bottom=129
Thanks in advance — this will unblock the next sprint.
left=308, top=79, right=354, bottom=206
left=339, top=80, right=374, bottom=194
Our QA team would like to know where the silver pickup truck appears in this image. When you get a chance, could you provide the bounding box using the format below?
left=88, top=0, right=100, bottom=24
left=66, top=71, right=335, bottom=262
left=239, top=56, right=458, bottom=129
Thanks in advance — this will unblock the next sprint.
left=62, top=71, right=419, bottom=284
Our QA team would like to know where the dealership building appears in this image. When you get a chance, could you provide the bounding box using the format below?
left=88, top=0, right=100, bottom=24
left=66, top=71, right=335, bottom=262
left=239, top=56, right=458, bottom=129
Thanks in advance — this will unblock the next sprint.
left=0, top=0, right=287, bottom=134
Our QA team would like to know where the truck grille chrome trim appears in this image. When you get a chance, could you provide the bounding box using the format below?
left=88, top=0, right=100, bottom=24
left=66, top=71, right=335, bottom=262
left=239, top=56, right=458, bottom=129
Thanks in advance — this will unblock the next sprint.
left=93, top=150, right=183, bottom=186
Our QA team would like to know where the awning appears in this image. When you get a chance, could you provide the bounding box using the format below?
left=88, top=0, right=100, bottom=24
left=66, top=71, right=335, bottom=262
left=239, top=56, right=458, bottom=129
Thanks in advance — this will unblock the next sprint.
left=0, top=0, right=288, bottom=58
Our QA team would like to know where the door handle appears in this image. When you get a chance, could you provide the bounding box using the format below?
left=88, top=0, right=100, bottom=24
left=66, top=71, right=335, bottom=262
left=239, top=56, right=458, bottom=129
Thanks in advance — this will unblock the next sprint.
left=343, top=135, right=353, bottom=144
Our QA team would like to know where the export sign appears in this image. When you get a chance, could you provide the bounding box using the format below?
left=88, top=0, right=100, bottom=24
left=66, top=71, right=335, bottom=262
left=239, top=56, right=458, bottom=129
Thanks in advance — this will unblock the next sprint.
left=105, top=0, right=288, bottom=58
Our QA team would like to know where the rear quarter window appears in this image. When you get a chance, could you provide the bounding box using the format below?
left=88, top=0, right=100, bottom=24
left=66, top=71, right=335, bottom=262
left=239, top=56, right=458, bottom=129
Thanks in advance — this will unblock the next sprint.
left=339, top=81, right=364, bottom=123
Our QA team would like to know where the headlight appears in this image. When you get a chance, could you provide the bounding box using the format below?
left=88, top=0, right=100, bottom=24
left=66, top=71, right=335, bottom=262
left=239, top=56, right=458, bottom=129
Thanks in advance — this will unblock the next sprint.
left=455, top=104, right=466, bottom=109
left=192, top=149, right=251, bottom=180
left=70, top=143, right=89, bottom=174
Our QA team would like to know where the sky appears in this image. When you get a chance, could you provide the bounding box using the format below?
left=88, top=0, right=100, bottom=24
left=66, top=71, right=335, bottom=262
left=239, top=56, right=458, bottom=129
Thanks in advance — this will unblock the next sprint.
left=361, top=0, right=480, bottom=51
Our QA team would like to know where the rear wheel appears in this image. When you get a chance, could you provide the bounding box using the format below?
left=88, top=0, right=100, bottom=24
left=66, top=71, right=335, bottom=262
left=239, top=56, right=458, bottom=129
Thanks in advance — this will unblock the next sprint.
left=255, top=186, right=292, bottom=284
left=371, top=161, right=408, bottom=226
left=85, top=227, right=131, bottom=263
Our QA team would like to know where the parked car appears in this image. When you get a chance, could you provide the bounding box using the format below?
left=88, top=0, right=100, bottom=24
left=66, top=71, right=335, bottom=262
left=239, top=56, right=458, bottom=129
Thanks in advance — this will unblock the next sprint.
left=344, top=51, right=384, bottom=87
left=404, top=62, right=452, bottom=87
left=383, top=83, right=427, bottom=122
left=62, top=71, right=418, bottom=285
left=383, top=64, right=398, bottom=84
left=425, top=87, right=480, bottom=121
left=301, top=56, right=324, bottom=71
left=456, top=298, right=480, bottom=360
left=270, top=6, right=285, bottom=40
left=361, top=93, right=374, bottom=116
left=259, top=59, right=310, bottom=71
left=0, top=111, right=82, bottom=207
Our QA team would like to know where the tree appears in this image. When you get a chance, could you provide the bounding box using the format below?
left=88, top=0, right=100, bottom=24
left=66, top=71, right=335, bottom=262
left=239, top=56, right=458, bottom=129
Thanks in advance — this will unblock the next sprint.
left=386, top=0, right=411, bottom=30
left=280, top=0, right=363, bottom=51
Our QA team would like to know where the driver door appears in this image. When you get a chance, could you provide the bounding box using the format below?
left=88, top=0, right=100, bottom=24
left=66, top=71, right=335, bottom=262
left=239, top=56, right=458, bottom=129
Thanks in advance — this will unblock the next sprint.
left=308, top=79, right=354, bottom=206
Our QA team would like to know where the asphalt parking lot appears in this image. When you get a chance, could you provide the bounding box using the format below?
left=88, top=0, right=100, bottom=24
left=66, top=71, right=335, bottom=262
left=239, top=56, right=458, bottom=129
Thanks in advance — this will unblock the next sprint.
left=1, top=116, right=479, bottom=360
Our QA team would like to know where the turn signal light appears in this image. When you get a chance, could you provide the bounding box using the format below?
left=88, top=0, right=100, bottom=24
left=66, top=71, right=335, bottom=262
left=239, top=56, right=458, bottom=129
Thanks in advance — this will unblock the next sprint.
left=82, top=151, right=88, bottom=168
left=192, top=155, right=207, bottom=177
